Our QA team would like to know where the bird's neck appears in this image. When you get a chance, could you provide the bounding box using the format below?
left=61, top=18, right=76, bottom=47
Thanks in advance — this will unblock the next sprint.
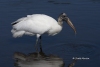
left=58, top=17, right=63, bottom=26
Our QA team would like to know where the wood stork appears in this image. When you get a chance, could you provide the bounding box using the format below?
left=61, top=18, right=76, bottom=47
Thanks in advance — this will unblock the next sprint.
left=11, top=13, right=76, bottom=54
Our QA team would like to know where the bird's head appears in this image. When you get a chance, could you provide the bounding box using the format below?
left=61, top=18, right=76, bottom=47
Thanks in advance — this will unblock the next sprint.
left=59, top=13, right=76, bottom=34
left=59, top=13, right=68, bottom=21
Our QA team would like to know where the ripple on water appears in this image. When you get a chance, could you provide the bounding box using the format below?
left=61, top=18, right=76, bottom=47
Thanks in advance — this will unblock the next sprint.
left=45, top=41, right=99, bottom=60
left=48, top=0, right=71, bottom=4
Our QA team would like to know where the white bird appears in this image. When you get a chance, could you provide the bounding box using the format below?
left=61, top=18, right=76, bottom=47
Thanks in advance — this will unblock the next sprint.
left=11, top=13, right=76, bottom=53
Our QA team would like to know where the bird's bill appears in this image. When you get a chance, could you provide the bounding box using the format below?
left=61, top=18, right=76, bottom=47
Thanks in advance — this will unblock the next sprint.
left=65, top=17, right=76, bottom=34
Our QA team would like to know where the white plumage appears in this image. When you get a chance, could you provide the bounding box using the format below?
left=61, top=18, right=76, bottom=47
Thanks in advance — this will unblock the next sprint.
left=11, top=14, right=62, bottom=38
left=11, top=13, right=76, bottom=53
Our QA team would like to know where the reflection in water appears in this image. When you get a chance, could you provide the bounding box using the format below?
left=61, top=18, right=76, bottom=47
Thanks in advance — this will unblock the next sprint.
left=13, top=45, right=77, bottom=67
left=68, top=59, right=77, bottom=67
left=14, top=52, right=64, bottom=67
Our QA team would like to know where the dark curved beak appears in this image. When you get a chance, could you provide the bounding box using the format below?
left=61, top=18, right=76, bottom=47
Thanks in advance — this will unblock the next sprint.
left=64, top=17, right=76, bottom=34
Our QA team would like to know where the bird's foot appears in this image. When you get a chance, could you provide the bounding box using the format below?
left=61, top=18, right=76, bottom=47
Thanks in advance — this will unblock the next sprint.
left=36, top=52, right=41, bottom=60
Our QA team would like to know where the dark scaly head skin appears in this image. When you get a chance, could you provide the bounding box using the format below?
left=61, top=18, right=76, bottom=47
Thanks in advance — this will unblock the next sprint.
left=59, top=13, right=76, bottom=34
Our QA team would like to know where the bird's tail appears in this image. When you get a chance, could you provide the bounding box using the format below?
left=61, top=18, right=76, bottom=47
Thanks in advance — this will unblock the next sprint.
left=11, top=29, right=25, bottom=38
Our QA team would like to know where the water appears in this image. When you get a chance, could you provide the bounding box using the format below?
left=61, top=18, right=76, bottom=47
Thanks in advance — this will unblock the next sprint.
left=0, top=0, right=100, bottom=67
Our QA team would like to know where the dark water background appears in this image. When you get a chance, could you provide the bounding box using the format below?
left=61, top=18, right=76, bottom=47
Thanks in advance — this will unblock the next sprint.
left=0, top=0, right=100, bottom=67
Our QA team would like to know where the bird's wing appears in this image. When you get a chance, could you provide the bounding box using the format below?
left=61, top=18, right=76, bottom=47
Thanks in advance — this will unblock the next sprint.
left=11, top=14, right=52, bottom=34
left=11, top=14, right=58, bottom=35
left=11, top=17, right=27, bottom=25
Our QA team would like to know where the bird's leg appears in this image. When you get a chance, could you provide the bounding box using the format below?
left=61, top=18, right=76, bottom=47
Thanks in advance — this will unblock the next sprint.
left=35, top=37, right=41, bottom=59
left=39, top=36, right=47, bottom=57
left=35, top=34, right=42, bottom=59
left=39, top=36, right=42, bottom=50
left=37, top=36, right=43, bottom=58
left=35, top=37, right=39, bottom=54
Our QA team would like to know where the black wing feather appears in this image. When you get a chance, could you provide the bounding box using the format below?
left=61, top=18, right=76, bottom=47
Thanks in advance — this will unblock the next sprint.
left=11, top=21, right=19, bottom=25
